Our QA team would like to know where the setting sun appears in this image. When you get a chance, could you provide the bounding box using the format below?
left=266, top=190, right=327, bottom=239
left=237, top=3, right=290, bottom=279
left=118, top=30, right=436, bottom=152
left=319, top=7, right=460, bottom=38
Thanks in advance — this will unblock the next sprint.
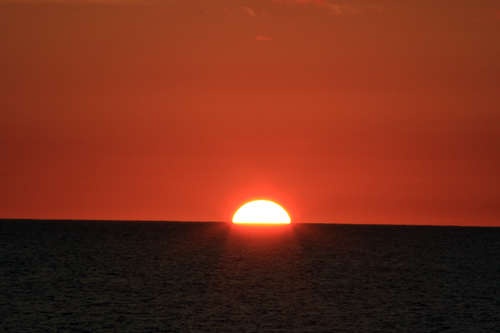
left=233, top=200, right=291, bottom=224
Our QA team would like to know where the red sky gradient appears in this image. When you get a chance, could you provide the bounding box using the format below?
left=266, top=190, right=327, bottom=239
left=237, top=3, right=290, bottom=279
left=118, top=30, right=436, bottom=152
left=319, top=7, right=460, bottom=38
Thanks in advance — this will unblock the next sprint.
left=1, top=0, right=499, bottom=225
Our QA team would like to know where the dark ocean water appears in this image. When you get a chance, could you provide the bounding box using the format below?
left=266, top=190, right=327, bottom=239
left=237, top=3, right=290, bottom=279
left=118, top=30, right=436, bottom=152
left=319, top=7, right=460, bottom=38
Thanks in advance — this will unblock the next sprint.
left=1, top=220, right=499, bottom=332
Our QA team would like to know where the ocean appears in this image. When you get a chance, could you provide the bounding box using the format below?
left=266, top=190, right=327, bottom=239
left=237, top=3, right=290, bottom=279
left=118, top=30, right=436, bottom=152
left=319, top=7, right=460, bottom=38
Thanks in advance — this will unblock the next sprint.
left=1, top=220, right=499, bottom=332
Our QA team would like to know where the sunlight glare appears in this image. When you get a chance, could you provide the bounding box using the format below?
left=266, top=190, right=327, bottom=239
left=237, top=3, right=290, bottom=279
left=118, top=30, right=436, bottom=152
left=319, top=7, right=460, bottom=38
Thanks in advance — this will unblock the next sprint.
left=232, top=200, right=291, bottom=224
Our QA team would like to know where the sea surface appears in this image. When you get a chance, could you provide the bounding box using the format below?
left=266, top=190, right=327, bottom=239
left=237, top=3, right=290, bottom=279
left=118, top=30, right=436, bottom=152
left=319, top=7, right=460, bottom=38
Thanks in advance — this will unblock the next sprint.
left=1, top=220, right=499, bottom=332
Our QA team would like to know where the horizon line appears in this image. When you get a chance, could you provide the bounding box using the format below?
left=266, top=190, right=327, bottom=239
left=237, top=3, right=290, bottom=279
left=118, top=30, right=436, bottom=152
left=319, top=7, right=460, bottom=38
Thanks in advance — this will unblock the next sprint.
left=0, top=218, right=497, bottom=228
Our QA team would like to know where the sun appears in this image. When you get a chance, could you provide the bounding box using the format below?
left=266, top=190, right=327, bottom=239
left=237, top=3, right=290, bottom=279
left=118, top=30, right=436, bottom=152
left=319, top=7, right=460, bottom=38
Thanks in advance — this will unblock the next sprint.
left=232, top=200, right=291, bottom=224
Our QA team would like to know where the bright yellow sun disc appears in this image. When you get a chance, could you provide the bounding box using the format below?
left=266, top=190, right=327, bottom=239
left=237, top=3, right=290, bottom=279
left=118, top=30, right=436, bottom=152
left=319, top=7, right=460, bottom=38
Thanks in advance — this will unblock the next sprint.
left=232, top=200, right=291, bottom=224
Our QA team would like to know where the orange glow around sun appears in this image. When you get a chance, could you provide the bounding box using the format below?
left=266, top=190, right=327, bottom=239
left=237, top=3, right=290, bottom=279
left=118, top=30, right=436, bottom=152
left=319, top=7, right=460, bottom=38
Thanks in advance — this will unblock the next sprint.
left=233, top=200, right=291, bottom=224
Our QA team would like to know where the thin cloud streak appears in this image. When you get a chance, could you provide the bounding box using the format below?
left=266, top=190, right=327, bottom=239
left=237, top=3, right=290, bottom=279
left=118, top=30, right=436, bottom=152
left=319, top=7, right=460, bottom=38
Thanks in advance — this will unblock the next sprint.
left=255, top=35, right=272, bottom=42
left=274, top=0, right=326, bottom=4
left=328, top=4, right=382, bottom=15
left=0, top=0, right=148, bottom=4
left=269, top=0, right=382, bottom=15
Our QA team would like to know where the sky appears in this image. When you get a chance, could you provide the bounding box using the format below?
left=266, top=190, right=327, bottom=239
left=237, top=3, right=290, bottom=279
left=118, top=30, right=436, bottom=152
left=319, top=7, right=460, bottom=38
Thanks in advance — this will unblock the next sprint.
left=1, top=0, right=499, bottom=225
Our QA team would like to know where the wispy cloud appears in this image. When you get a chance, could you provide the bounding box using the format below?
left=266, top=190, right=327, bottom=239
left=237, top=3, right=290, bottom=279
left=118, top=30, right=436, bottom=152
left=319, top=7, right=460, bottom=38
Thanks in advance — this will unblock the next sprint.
left=0, top=0, right=147, bottom=4
left=242, top=6, right=256, bottom=17
left=254, top=35, right=272, bottom=42
left=296, top=0, right=324, bottom=3
left=476, top=9, right=500, bottom=23
left=274, top=0, right=326, bottom=4
left=270, top=0, right=381, bottom=15
left=327, top=4, right=382, bottom=15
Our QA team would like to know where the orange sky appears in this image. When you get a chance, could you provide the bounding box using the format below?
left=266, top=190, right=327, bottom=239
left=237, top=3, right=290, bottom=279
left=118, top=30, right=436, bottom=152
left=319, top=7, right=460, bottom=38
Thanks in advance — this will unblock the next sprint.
left=1, top=0, right=499, bottom=225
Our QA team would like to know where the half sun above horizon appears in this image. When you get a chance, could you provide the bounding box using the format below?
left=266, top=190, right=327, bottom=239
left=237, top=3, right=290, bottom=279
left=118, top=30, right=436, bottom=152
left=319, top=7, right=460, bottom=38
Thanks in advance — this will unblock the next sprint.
left=232, top=200, right=291, bottom=224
